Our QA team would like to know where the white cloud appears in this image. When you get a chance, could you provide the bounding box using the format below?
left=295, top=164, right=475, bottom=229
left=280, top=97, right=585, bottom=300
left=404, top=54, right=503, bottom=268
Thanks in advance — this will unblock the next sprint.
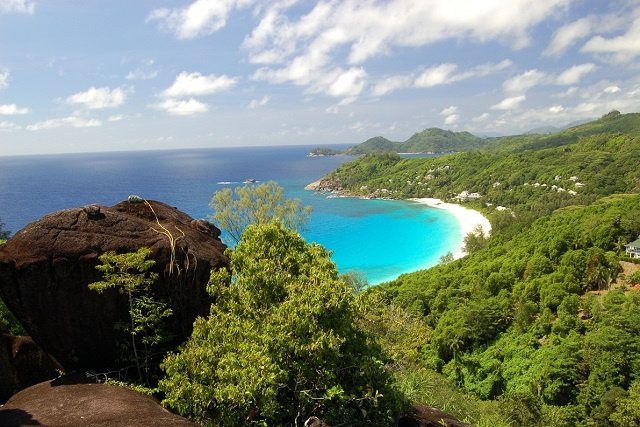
left=27, top=116, right=102, bottom=131
left=371, top=59, right=511, bottom=96
left=441, top=106, right=458, bottom=115
left=67, top=86, right=130, bottom=109
left=0, top=120, right=20, bottom=131
left=108, top=114, right=124, bottom=122
left=248, top=95, right=271, bottom=109
left=444, top=114, right=459, bottom=125
left=0, top=71, right=8, bottom=89
left=147, top=0, right=253, bottom=39
left=415, top=64, right=459, bottom=88
left=544, top=17, right=594, bottom=57
left=555, top=63, right=596, bottom=85
left=440, top=105, right=459, bottom=125
left=371, top=75, right=414, bottom=97
left=308, top=67, right=367, bottom=98
left=491, top=95, right=526, bottom=110
left=581, top=16, right=640, bottom=63
left=0, top=0, right=35, bottom=14
left=549, top=105, right=565, bottom=113
left=245, top=0, right=562, bottom=97
left=161, top=72, right=238, bottom=98
left=604, top=86, right=620, bottom=93
left=472, top=112, right=490, bottom=122
left=555, top=86, right=578, bottom=98
left=503, top=70, right=546, bottom=93
left=245, top=0, right=569, bottom=66
left=151, top=98, right=209, bottom=116
left=126, top=60, right=158, bottom=80
left=0, top=103, right=28, bottom=115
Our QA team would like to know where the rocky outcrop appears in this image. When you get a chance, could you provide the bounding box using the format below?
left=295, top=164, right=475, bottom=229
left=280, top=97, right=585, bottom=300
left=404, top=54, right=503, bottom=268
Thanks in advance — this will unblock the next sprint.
left=0, top=199, right=228, bottom=371
left=0, top=334, right=62, bottom=403
left=0, top=374, right=195, bottom=426
left=304, top=177, right=345, bottom=194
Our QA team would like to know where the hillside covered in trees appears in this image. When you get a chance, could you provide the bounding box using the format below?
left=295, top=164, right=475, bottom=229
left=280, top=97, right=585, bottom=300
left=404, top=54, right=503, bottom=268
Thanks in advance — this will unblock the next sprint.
left=310, top=111, right=640, bottom=425
left=309, top=127, right=487, bottom=156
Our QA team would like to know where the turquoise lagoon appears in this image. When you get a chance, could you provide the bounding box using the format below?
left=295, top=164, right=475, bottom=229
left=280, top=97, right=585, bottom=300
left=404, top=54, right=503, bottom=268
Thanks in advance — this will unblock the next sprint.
left=0, top=145, right=463, bottom=285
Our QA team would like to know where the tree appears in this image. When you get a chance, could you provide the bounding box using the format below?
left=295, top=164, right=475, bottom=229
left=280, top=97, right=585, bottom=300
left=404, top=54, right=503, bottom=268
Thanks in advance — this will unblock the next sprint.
left=160, top=223, right=402, bottom=426
left=89, top=248, right=172, bottom=384
left=610, top=381, right=640, bottom=426
left=627, top=271, right=640, bottom=287
left=463, top=224, right=488, bottom=254
left=209, top=180, right=312, bottom=244
left=0, top=216, right=10, bottom=242
left=438, top=251, right=455, bottom=265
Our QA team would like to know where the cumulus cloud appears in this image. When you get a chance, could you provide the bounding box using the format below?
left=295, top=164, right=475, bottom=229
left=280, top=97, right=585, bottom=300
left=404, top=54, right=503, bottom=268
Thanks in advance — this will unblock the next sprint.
left=0, top=71, right=8, bottom=89
left=308, top=67, right=367, bottom=98
left=503, top=70, right=546, bottom=93
left=371, top=75, right=414, bottom=97
left=544, top=11, right=626, bottom=57
left=147, top=0, right=253, bottom=39
left=248, top=95, right=271, bottom=109
left=491, top=95, right=526, bottom=110
left=0, top=103, right=28, bottom=115
left=440, top=105, right=459, bottom=125
left=604, top=85, right=620, bottom=93
left=161, top=72, right=238, bottom=98
left=544, top=17, right=594, bottom=57
left=0, top=0, right=35, bottom=14
left=441, top=106, right=458, bottom=115
left=444, top=114, right=459, bottom=125
left=245, top=0, right=568, bottom=65
left=556, top=86, right=579, bottom=98
left=372, top=59, right=511, bottom=96
left=415, top=64, right=459, bottom=88
left=581, top=15, right=640, bottom=63
left=27, top=116, right=102, bottom=131
left=151, top=98, right=209, bottom=116
left=549, top=105, right=565, bottom=113
left=472, top=112, right=490, bottom=122
left=67, top=86, right=130, bottom=109
left=245, top=0, right=562, bottom=97
left=555, top=63, right=596, bottom=85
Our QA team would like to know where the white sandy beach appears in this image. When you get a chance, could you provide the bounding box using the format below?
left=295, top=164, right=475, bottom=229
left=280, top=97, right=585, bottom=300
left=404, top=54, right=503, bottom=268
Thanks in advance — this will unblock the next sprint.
left=411, top=198, right=492, bottom=259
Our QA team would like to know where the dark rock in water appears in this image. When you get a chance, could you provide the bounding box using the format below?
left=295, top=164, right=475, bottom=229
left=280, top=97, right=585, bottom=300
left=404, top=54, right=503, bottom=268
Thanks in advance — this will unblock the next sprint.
left=0, top=200, right=228, bottom=371
left=0, top=374, right=195, bottom=426
left=0, top=334, right=62, bottom=403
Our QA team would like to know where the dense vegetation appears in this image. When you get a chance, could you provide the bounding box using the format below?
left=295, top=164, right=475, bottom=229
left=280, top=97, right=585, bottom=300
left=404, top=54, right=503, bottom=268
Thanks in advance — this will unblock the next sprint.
left=379, top=194, right=640, bottom=425
left=3, top=112, right=640, bottom=425
left=320, top=112, right=640, bottom=230
left=160, top=223, right=403, bottom=426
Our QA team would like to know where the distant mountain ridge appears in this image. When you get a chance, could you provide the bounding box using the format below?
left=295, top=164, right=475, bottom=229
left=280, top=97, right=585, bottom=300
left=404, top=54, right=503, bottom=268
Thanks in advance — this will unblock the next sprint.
left=309, top=116, right=619, bottom=157
left=309, top=128, right=487, bottom=156
left=524, top=118, right=594, bottom=135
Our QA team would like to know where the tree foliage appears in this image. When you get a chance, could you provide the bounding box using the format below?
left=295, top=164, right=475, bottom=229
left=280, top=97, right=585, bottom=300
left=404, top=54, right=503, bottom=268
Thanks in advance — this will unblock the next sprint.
left=89, top=248, right=172, bottom=384
left=209, top=180, right=312, bottom=245
left=376, top=194, right=640, bottom=424
left=160, top=223, right=402, bottom=426
left=0, top=215, right=10, bottom=242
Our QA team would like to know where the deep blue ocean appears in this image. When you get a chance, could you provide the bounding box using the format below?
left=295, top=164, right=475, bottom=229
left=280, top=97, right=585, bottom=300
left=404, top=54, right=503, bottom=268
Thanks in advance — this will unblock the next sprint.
left=0, top=145, right=461, bottom=285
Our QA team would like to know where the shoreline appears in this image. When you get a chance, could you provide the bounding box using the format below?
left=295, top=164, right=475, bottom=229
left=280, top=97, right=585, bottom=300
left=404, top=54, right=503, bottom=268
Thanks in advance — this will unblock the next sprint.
left=410, top=198, right=492, bottom=260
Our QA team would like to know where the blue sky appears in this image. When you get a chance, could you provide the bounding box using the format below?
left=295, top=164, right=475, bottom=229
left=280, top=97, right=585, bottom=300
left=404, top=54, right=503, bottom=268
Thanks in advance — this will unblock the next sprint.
left=1, top=0, right=639, bottom=155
